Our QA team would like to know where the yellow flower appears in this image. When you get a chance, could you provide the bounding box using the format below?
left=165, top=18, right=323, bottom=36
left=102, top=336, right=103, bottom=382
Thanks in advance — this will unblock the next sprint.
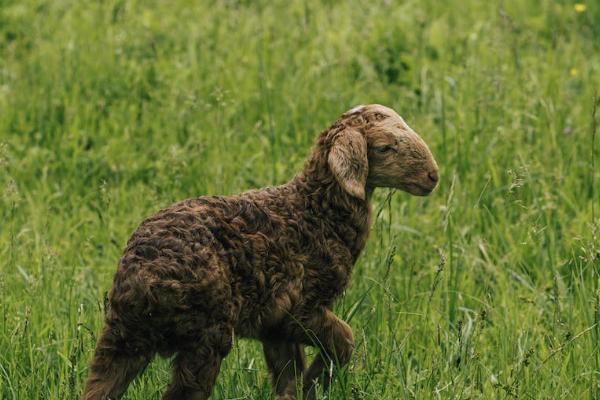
left=570, top=68, right=578, bottom=77
left=574, top=3, right=586, bottom=13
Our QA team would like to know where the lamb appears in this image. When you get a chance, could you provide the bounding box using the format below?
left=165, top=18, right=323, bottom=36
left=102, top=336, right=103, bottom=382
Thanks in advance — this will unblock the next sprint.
left=82, top=104, right=439, bottom=400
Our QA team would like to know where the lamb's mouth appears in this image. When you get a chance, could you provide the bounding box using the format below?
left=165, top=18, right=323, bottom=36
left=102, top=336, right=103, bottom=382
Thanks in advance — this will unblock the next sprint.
left=400, top=183, right=434, bottom=196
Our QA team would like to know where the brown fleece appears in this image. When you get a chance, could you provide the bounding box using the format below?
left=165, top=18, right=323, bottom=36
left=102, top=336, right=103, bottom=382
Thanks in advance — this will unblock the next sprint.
left=82, top=104, right=439, bottom=400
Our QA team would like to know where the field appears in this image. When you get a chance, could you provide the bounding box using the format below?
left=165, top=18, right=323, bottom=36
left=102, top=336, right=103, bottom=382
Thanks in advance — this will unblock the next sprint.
left=1, top=0, right=599, bottom=398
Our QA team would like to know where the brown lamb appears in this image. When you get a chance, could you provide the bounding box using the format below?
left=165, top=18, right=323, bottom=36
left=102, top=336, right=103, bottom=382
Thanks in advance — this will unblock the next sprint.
left=82, top=104, right=439, bottom=400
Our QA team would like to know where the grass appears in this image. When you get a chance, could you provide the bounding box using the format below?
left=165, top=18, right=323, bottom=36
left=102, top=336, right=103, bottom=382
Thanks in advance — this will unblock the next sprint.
left=0, top=0, right=599, bottom=398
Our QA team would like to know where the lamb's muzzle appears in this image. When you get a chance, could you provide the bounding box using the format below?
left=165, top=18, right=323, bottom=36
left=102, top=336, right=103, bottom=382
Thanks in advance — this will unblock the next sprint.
left=82, top=104, right=439, bottom=400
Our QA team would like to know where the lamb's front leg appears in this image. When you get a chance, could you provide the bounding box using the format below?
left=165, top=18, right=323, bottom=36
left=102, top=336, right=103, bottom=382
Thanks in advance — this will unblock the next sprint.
left=262, top=340, right=306, bottom=399
left=292, top=308, right=354, bottom=400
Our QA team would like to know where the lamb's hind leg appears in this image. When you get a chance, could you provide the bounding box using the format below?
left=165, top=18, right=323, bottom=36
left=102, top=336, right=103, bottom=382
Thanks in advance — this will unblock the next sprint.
left=262, top=340, right=306, bottom=399
left=291, top=308, right=354, bottom=400
left=163, top=325, right=233, bottom=400
left=82, top=325, right=152, bottom=400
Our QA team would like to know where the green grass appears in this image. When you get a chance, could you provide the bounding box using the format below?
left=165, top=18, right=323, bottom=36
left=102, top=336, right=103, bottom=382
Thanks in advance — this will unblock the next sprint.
left=1, top=0, right=599, bottom=398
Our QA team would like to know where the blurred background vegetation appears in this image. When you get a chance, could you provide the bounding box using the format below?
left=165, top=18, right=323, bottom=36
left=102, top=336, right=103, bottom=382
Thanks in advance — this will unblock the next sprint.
left=0, top=0, right=598, bottom=398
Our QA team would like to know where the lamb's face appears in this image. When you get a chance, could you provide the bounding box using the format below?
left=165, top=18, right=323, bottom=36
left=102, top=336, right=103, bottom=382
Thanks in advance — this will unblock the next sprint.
left=359, top=105, right=439, bottom=196
left=327, top=104, right=439, bottom=200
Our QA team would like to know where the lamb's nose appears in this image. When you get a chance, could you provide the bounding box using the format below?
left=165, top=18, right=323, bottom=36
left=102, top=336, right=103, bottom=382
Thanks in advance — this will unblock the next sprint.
left=428, top=170, right=439, bottom=183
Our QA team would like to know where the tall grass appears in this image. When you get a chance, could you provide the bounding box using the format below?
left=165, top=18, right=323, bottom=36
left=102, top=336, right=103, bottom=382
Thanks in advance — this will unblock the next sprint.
left=0, top=0, right=598, bottom=398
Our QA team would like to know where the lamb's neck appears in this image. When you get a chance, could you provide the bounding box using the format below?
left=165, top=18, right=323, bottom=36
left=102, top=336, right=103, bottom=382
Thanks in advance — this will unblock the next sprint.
left=289, top=170, right=373, bottom=260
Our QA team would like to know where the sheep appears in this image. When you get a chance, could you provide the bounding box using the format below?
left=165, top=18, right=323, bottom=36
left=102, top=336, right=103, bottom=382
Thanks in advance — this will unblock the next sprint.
left=82, top=104, right=439, bottom=400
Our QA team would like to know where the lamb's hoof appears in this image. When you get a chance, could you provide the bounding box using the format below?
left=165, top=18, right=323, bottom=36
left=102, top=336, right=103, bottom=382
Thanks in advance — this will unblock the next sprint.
left=275, top=388, right=296, bottom=400
left=276, top=394, right=296, bottom=400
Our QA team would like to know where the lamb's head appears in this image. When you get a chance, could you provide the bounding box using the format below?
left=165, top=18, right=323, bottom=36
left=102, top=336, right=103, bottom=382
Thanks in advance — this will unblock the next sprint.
left=327, top=104, right=439, bottom=199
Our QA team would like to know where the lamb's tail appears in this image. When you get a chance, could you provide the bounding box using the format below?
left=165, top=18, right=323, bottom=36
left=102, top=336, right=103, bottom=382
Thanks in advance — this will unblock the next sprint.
left=81, top=324, right=150, bottom=400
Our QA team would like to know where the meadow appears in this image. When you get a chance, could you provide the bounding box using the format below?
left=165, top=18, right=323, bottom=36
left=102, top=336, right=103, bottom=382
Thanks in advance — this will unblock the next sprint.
left=1, top=0, right=599, bottom=398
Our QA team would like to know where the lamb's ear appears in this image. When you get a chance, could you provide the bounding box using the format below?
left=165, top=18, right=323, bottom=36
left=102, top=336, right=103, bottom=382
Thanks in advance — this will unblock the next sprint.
left=328, top=128, right=368, bottom=200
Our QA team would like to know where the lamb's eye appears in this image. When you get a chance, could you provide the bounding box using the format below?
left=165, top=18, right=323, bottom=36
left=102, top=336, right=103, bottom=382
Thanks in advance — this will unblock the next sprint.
left=375, top=145, right=395, bottom=154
